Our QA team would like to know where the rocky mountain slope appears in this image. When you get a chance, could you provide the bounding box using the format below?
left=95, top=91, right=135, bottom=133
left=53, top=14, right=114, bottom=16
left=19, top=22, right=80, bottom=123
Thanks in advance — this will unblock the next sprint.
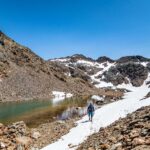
left=0, top=32, right=97, bottom=102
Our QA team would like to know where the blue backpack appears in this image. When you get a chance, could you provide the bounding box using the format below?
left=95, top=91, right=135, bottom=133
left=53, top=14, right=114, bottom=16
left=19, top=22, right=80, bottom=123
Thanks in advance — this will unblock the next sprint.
left=88, top=104, right=94, bottom=112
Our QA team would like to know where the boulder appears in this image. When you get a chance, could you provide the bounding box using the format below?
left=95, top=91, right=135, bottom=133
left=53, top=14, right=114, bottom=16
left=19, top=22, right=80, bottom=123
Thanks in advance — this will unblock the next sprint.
left=0, top=142, right=6, bottom=148
left=100, top=144, right=110, bottom=149
left=31, top=131, right=41, bottom=139
left=16, top=136, right=32, bottom=146
left=109, top=142, right=122, bottom=150
left=0, top=123, right=4, bottom=128
left=132, top=138, right=145, bottom=146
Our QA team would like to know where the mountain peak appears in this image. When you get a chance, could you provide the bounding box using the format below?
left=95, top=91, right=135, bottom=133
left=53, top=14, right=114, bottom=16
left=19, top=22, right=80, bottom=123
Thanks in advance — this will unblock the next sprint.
left=96, top=56, right=114, bottom=63
left=67, top=54, right=94, bottom=62
left=71, top=54, right=93, bottom=60
left=72, top=54, right=86, bottom=58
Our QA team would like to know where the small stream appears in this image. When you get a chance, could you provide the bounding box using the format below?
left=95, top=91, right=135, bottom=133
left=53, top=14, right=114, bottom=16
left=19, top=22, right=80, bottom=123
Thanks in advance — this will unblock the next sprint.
left=0, top=97, right=92, bottom=127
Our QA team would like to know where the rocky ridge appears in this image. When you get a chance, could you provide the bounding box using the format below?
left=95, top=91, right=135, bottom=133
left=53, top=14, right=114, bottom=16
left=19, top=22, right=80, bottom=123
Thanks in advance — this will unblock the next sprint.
left=117, top=56, right=150, bottom=63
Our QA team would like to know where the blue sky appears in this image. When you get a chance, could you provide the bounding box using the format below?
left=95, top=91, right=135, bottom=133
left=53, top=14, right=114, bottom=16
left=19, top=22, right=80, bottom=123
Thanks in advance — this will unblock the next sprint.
left=1, top=0, right=150, bottom=60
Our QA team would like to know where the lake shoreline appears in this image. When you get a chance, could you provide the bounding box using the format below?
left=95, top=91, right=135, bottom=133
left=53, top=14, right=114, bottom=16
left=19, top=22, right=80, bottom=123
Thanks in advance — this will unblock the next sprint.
left=0, top=97, right=53, bottom=104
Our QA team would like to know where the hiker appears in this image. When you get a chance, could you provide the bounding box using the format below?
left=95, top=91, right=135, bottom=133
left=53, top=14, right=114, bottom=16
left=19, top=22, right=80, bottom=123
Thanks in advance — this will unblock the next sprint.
left=87, top=102, right=95, bottom=122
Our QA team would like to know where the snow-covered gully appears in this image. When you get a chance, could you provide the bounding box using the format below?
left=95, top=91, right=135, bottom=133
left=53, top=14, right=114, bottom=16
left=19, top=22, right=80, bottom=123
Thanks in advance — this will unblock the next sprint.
left=42, top=83, right=150, bottom=150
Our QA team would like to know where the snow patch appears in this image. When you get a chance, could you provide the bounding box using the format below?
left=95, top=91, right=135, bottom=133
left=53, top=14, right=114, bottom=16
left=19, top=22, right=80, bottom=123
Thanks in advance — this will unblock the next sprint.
left=76, top=60, right=97, bottom=67
left=91, top=95, right=104, bottom=101
left=52, top=91, right=73, bottom=103
left=140, top=62, right=148, bottom=67
left=51, top=58, right=71, bottom=62
left=90, top=62, right=115, bottom=88
left=64, top=72, right=71, bottom=77
left=95, top=81, right=114, bottom=88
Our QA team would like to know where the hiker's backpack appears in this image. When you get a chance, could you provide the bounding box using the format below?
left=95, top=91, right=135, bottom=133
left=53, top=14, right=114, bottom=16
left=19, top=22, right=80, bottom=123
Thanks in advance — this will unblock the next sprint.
left=88, top=104, right=94, bottom=112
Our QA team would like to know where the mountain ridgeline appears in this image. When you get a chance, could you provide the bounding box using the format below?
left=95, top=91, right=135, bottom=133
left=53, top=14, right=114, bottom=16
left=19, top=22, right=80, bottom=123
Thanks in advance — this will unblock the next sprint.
left=50, top=54, right=150, bottom=87
left=0, top=31, right=150, bottom=101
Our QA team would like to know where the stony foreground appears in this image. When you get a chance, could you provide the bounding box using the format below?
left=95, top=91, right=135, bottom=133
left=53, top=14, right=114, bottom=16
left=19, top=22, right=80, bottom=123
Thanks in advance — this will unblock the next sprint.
left=0, top=118, right=77, bottom=150
left=78, top=106, right=150, bottom=150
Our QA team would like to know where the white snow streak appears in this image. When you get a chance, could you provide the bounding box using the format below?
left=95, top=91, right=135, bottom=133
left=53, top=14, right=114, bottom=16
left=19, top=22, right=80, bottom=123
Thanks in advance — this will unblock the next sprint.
left=91, top=95, right=104, bottom=101
left=52, top=91, right=73, bottom=103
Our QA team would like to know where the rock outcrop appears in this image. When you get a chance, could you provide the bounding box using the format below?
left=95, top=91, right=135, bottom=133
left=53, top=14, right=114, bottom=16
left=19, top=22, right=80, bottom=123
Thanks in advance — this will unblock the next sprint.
left=103, top=63, right=148, bottom=86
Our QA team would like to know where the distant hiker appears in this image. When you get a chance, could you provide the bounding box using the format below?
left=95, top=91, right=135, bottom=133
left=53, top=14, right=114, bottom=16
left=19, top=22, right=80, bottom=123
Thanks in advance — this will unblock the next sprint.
left=87, top=102, right=95, bottom=122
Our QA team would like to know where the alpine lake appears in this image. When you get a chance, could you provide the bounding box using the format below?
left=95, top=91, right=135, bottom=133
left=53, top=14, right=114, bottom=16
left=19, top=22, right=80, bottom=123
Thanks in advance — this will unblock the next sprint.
left=0, top=96, right=90, bottom=127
